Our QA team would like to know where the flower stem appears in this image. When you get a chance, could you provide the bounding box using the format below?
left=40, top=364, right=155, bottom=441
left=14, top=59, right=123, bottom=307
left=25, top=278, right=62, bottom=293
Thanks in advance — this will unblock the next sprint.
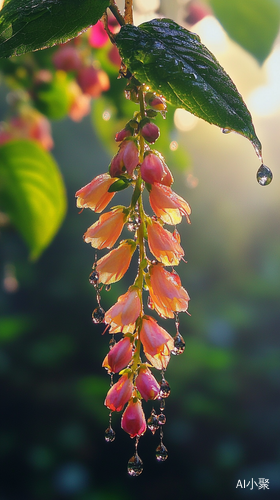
left=109, top=0, right=126, bottom=26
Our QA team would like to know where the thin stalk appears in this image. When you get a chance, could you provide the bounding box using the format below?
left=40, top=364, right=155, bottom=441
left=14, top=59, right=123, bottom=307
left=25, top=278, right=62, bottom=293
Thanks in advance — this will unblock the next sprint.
left=109, top=0, right=126, bottom=26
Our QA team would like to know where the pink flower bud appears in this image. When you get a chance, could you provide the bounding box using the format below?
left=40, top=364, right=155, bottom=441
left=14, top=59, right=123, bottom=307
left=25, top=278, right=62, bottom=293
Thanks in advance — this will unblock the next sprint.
left=77, top=67, right=110, bottom=97
left=115, top=128, right=131, bottom=142
left=141, top=122, right=160, bottom=143
left=121, top=139, right=139, bottom=175
left=121, top=399, right=147, bottom=437
left=102, top=337, right=133, bottom=373
left=53, top=45, right=82, bottom=72
left=108, top=45, right=121, bottom=68
left=105, top=373, right=133, bottom=412
left=89, top=20, right=109, bottom=48
left=136, top=367, right=160, bottom=401
left=110, top=139, right=139, bottom=177
left=140, top=153, right=164, bottom=185
left=145, top=93, right=166, bottom=111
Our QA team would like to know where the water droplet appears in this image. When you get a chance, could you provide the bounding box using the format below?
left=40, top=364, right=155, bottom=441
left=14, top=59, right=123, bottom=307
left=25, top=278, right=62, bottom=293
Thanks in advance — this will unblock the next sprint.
left=156, top=443, right=168, bottom=462
left=147, top=296, right=154, bottom=310
left=105, top=426, right=115, bottom=442
left=159, top=398, right=165, bottom=412
left=127, top=453, right=143, bottom=476
left=92, top=307, right=105, bottom=323
left=221, top=128, right=232, bottom=134
left=158, top=413, right=166, bottom=425
left=105, top=284, right=111, bottom=292
left=257, top=164, right=273, bottom=186
left=147, top=411, right=159, bottom=434
left=89, top=270, right=99, bottom=286
left=127, top=221, right=136, bottom=232
left=160, top=380, right=170, bottom=398
left=172, top=332, right=185, bottom=355
left=109, top=337, right=116, bottom=349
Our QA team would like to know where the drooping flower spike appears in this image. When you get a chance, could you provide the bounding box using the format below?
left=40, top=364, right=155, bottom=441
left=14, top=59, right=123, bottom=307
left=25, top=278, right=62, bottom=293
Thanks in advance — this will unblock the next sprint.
left=76, top=80, right=191, bottom=475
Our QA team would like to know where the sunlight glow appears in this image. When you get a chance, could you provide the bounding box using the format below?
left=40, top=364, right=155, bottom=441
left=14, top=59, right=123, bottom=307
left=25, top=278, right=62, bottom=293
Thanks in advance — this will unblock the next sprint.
left=174, top=109, right=199, bottom=132
left=192, top=16, right=228, bottom=55
left=247, top=47, right=280, bottom=117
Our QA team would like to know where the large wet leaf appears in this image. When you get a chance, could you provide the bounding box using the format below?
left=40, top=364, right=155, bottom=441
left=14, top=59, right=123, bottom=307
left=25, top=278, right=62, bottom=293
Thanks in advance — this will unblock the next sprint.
left=115, top=18, right=262, bottom=157
left=0, top=140, right=66, bottom=259
left=210, top=0, right=280, bottom=64
left=0, top=0, right=110, bottom=58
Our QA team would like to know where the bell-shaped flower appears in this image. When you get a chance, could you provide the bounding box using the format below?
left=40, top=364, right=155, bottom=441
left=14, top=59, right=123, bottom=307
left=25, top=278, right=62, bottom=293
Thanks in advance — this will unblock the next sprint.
left=105, top=286, right=141, bottom=333
left=109, top=139, right=139, bottom=177
left=136, top=366, right=160, bottom=401
left=139, top=316, right=174, bottom=370
left=121, top=399, right=147, bottom=438
left=102, top=336, right=133, bottom=373
left=140, top=152, right=173, bottom=186
left=104, top=373, right=133, bottom=412
left=75, top=173, right=118, bottom=212
left=149, top=183, right=191, bottom=225
left=96, top=240, right=136, bottom=284
left=84, top=208, right=126, bottom=249
left=147, top=218, right=184, bottom=266
left=146, top=263, right=190, bottom=319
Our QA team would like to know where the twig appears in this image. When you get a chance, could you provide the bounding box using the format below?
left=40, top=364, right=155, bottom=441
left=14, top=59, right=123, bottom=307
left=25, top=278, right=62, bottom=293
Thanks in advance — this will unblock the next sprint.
left=124, top=0, right=133, bottom=25
left=109, top=0, right=126, bottom=26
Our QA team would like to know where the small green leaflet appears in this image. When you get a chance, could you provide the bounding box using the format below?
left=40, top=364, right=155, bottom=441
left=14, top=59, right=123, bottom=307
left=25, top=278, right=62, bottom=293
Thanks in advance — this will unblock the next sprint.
left=0, top=0, right=110, bottom=58
left=0, top=140, right=67, bottom=259
left=108, top=178, right=130, bottom=192
left=210, top=0, right=280, bottom=64
left=115, top=18, right=262, bottom=157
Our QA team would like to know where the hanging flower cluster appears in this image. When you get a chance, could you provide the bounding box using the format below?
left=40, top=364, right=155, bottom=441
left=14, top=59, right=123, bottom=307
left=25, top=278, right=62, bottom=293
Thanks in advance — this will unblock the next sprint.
left=76, top=81, right=191, bottom=476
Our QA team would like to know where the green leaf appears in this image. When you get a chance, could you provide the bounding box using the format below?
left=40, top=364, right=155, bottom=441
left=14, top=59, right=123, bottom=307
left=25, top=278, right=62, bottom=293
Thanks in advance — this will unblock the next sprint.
left=108, top=178, right=130, bottom=192
left=0, top=140, right=66, bottom=259
left=115, top=18, right=262, bottom=157
left=210, top=0, right=280, bottom=64
left=34, top=71, right=72, bottom=120
left=0, top=0, right=110, bottom=58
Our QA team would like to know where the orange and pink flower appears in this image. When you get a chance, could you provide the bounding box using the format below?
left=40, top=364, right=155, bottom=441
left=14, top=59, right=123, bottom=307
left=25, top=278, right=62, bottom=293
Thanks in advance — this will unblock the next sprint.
left=83, top=208, right=126, bottom=249
left=146, top=263, right=190, bottom=319
left=105, top=286, right=141, bottom=333
left=139, top=316, right=174, bottom=370
left=104, top=373, right=133, bottom=412
left=136, top=366, right=160, bottom=401
left=121, top=399, right=147, bottom=438
left=75, top=173, right=118, bottom=212
left=96, top=240, right=136, bottom=284
left=102, top=336, right=133, bottom=374
left=147, top=218, right=184, bottom=266
left=149, top=183, right=191, bottom=225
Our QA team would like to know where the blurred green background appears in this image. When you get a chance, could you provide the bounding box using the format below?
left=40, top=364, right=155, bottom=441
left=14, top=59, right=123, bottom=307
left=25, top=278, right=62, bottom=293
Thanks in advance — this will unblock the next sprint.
left=1, top=2, right=280, bottom=499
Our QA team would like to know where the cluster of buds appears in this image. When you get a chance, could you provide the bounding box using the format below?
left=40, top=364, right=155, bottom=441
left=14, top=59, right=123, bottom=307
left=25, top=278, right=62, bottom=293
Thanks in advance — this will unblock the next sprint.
left=0, top=19, right=120, bottom=151
left=76, top=83, right=191, bottom=476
